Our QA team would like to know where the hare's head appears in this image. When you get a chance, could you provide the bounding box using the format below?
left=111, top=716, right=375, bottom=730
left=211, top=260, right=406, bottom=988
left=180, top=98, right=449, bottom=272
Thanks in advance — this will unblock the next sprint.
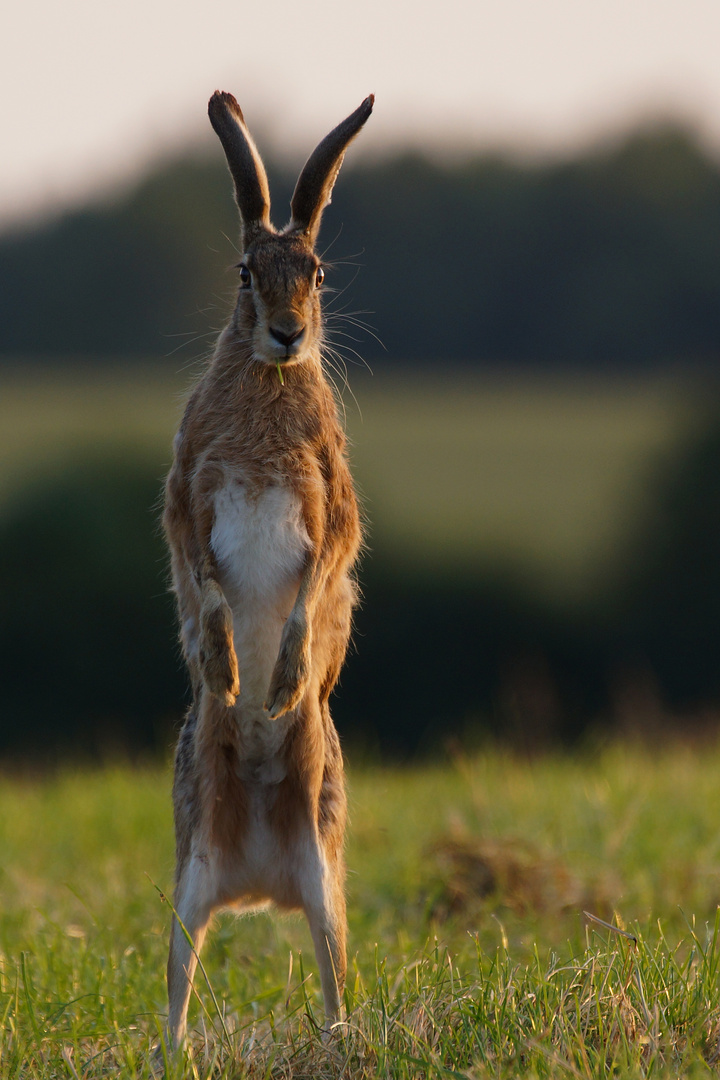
left=209, top=91, right=373, bottom=372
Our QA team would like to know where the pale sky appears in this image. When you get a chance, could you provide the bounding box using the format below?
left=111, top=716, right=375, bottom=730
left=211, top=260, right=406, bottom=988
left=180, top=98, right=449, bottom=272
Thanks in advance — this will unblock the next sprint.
left=3, top=0, right=720, bottom=227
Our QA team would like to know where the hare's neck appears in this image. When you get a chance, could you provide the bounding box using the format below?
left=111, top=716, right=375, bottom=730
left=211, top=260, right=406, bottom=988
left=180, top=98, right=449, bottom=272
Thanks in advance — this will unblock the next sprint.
left=209, top=334, right=327, bottom=405
left=195, top=336, right=337, bottom=453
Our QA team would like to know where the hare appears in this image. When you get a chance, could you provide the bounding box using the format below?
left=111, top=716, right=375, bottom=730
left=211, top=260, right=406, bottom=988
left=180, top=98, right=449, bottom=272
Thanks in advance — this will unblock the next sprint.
left=162, top=90, right=373, bottom=1050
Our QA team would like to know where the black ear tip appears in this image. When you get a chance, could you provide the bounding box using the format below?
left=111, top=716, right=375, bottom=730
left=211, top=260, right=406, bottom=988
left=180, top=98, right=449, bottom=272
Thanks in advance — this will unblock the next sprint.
left=208, top=90, right=245, bottom=126
left=362, top=94, right=375, bottom=117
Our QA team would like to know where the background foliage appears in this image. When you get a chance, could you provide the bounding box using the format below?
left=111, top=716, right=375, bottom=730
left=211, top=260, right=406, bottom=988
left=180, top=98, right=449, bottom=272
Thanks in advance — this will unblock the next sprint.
left=3, top=124, right=720, bottom=367
left=2, top=122, right=720, bottom=758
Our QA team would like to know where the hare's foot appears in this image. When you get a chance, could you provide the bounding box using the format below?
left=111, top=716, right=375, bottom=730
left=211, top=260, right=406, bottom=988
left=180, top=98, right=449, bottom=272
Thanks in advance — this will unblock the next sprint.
left=149, top=1036, right=177, bottom=1077
left=265, top=621, right=310, bottom=718
left=199, top=585, right=239, bottom=706
left=321, top=1019, right=345, bottom=1046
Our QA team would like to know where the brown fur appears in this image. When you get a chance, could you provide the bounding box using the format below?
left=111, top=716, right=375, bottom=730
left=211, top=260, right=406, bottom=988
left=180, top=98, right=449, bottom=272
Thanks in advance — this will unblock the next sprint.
left=162, top=90, right=372, bottom=1049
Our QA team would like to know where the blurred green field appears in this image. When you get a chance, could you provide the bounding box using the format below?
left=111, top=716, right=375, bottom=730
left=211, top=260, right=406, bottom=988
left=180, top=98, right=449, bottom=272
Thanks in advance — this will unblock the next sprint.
left=0, top=363, right=700, bottom=600
left=3, top=744, right=720, bottom=1077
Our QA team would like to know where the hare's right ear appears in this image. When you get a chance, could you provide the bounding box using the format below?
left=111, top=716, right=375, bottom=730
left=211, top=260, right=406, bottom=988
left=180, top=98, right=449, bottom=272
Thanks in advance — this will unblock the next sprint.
left=208, top=91, right=271, bottom=236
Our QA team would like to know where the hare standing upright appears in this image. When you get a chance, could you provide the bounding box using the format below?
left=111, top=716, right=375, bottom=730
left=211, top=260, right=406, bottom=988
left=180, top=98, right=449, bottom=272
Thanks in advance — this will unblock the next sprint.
left=163, top=90, right=373, bottom=1049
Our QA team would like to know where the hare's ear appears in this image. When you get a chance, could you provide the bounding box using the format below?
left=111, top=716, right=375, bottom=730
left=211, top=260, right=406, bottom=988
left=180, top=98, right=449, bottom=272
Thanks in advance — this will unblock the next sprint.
left=208, top=91, right=271, bottom=236
left=289, top=95, right=374, bottom=244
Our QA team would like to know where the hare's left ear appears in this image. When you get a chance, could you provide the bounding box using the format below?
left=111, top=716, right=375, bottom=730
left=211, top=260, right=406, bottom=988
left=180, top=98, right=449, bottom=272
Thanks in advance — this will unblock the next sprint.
left=289, top=95, right=374, bottom=244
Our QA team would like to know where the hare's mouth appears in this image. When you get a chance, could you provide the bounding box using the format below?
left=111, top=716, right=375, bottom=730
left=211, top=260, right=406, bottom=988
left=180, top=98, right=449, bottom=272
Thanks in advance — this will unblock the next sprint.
left=264, top=346, right=305, bottom=366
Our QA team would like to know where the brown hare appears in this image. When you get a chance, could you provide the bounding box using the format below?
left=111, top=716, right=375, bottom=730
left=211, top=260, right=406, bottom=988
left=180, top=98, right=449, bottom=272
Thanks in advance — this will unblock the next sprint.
left=162, top=90, right=373, bottom=1049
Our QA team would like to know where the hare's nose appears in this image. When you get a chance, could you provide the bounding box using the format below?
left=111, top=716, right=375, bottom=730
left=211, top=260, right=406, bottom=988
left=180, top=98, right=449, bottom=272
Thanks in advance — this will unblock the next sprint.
left=269, top=325, right=305, bottom=348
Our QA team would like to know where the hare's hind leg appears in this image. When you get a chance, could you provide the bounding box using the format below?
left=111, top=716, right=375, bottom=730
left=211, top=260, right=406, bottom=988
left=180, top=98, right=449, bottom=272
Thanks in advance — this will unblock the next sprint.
left=167, top=709, right=212, bottom=1049
left=301, top=715, right=349, bottom=1029
left=300, top=840, right=347, bottom=1027
left=166, top=854, right=215, bottom=1049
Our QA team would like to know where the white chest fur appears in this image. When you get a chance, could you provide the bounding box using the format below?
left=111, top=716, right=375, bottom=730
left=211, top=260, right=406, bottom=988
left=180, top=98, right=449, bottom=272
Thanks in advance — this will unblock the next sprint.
left=211, top=479, right=310, bottom=599
left=210, top=479, right=310, bottom=716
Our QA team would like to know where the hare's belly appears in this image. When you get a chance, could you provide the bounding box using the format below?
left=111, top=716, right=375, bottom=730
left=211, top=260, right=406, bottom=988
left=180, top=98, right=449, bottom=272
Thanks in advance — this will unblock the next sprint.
left=211, top=480, right=310, bottom=705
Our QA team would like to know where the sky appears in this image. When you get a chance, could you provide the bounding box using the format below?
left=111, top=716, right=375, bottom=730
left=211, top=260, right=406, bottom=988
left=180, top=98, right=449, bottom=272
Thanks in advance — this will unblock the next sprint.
left=3, top=0, right=720, bottom=227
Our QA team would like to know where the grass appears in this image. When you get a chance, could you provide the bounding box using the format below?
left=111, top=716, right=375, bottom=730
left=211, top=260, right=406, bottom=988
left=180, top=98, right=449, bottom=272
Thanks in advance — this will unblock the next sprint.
left=3, top=742, right=720, bottom=1076
left=0, top=362, right=702, bottom=600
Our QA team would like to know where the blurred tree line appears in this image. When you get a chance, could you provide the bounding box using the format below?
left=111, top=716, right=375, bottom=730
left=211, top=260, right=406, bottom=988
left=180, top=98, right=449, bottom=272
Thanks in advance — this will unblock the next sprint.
left=2, top=123, right=720, bottom=758
left=2, top=122, right=720, bottom=367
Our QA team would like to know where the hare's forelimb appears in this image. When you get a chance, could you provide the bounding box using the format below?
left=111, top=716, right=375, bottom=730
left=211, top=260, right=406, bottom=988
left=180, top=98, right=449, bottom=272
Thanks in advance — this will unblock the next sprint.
left=264, top=556, right=352, bottom=719
left=264, top=492, right=356, bottom=719
left=198, top=578, right=240, bottom=706
left=265, top=605, right=311, bottom=718
left=173, top=468, right=242, bottom=707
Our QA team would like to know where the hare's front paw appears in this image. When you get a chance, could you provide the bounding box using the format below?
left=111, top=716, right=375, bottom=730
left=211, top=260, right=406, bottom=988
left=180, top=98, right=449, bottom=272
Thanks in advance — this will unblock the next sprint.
left=264, top=659, right=309, bottom=719
left=264, top=626, right=310, bottom=719
left=199, top=586, right=239, bottom=707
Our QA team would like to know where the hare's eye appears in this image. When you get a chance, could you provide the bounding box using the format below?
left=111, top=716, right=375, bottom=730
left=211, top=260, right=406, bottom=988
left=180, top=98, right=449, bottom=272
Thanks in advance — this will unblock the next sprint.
left=315, top=266, right=325, bottom=287
left=238, top=264, right=252, bottom=288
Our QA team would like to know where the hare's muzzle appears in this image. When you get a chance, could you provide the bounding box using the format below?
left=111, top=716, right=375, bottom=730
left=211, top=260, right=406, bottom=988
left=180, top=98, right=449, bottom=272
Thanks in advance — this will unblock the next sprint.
left=268, top=323, right=306, bottom=357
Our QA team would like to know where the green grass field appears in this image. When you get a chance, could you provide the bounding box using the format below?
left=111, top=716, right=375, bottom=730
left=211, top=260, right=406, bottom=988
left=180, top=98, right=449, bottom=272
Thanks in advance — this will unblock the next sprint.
left=0, top=362, right=702, bottom=602
left=3, top=744, right=720, bottom=1077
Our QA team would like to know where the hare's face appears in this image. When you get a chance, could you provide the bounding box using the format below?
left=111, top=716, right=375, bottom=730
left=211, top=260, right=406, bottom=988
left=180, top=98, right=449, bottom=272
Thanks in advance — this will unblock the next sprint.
left=209, top=90, right=372, bottom=371
left=235, top=233, right=324, bottom=369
